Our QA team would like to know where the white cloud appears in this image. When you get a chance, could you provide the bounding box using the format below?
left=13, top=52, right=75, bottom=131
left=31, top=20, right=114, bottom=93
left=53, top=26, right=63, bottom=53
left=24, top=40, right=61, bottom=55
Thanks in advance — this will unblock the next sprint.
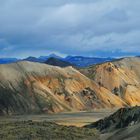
left=0, top=0, right=140, bottom=57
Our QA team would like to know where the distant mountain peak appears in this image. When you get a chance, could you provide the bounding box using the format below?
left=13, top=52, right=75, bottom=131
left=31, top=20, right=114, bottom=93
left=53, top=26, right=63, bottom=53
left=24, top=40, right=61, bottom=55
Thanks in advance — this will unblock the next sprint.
left=45, top=57, right=74, bottom=67
left=49, top=53, right=62, bottom=58
left=39, top=53, right=62, bottom=60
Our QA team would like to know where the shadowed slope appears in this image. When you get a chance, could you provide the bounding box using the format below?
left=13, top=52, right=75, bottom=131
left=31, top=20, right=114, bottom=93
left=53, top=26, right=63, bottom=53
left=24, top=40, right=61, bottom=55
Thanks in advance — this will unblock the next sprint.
left=84, top=106, right=140, bottom=132
left=84, top=106, right=140, bottom=140
left=45, top=57, right=75, bottom=67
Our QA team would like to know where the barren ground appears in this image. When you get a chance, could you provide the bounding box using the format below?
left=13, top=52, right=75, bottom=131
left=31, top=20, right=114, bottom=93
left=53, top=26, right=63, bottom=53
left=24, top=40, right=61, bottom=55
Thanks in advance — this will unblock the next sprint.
left=0, top=109, right=115, bottom=127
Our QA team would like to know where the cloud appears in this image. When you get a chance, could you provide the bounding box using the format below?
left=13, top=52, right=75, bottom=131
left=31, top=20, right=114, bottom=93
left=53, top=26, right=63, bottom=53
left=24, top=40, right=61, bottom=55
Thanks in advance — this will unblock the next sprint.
left=0, top=0, right=140, bottom=57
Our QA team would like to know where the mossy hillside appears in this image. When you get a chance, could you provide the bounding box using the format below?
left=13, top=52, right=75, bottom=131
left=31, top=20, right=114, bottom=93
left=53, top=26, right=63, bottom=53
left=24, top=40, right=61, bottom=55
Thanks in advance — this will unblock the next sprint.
left=0, top=121, right=99, bottom=140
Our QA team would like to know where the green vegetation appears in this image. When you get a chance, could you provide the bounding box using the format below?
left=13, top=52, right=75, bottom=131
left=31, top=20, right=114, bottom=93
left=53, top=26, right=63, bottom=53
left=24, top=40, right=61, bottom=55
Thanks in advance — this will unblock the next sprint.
left=0, top=120, right=99, bottom=140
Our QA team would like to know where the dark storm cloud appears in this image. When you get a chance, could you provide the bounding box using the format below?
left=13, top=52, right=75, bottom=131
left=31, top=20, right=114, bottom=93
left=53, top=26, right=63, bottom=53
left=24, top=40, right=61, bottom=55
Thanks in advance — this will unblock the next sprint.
left=0, top=0, right=140, bottom=57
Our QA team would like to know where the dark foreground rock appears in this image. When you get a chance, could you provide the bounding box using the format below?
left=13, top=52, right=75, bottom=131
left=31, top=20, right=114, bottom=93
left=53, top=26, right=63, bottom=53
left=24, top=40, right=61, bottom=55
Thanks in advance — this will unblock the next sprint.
left=84, top=106, right=140, bottom=133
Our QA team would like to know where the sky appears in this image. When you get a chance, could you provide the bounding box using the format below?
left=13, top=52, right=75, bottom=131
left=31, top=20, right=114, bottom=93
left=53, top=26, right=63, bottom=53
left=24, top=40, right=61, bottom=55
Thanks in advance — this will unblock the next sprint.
left=0, top=0, right=140, bottom=58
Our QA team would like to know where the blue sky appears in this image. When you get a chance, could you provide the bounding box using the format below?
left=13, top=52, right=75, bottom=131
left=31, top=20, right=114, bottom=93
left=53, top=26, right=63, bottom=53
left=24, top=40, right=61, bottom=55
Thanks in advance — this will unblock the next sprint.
left=0, top=0, right=140, bottom=58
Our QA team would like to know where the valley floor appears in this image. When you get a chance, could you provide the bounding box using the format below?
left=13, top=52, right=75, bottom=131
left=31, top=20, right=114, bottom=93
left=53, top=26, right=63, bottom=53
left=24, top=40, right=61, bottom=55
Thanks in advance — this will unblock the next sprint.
left=0, top=110, right=117, bottom=140
left=1, top=108, right=140, bottom=140
left=0, top=109, right=114, bottom=127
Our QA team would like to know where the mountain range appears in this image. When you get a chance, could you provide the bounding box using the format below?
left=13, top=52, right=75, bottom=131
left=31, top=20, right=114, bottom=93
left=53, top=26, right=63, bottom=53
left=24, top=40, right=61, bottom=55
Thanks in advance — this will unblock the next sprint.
left=65, top=56, right=114, bottom=67
left=0, top=56, right=140, bottom=115
left=0, top=54, right=114, bottom=67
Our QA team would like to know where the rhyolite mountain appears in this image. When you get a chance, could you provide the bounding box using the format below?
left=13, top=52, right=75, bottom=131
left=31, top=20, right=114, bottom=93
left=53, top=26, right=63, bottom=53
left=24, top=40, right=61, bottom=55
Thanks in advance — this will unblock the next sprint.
left=45, top=57, right=75, bottom=67
left=80, top=57, right=140, bottom=106
left=0, top=61, right=126, bottom=115
left=0, top=57, right=140, bottom=115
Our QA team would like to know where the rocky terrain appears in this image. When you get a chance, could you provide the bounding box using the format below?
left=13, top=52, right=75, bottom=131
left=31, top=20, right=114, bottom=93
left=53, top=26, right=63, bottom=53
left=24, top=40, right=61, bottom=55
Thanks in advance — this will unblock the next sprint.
left=85, top=106, right=140, bottom=132
left=103, top=123, right=140, bottom=140
left=84, top=106, right=140, bottom=140
left=80, top=57, right=140, bottom=107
